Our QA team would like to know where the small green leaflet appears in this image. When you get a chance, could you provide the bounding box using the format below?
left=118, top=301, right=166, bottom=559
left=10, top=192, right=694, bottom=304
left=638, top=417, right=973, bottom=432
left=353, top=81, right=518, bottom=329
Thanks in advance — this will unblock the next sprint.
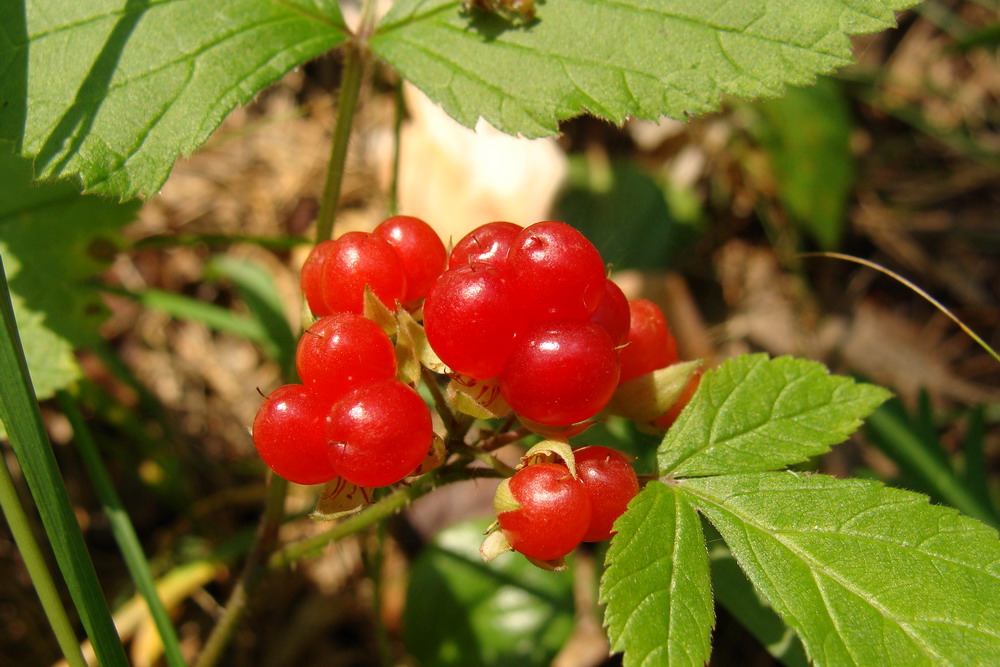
left=680, top=473, right=1000, bottom=665
left=658, top=354, right=890, bottom=477
left=372, top=0, right=919, bottom=138
left=1, top=0, right=347, bottom=199
left=0, top=144, right=138, bottom=435
left=601, top=482, right=713, bottom=667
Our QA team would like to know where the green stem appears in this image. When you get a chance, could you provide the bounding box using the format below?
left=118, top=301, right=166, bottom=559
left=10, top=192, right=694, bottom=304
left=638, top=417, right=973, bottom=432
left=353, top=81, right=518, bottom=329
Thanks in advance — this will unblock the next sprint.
left=57, top=392, right=187, bottom=667
left=388, top=79, right=405, bottom=216
left=0, top=445, right=87, bottom=667
left=314, top=40, right=367, bottom=243
left=449, top=441, right=517, bottom=478
left=194, top=474, right=289, bottom=667
left=269, top=465, right=499, bottom=569
left=0, top=256, right=127, bottom=665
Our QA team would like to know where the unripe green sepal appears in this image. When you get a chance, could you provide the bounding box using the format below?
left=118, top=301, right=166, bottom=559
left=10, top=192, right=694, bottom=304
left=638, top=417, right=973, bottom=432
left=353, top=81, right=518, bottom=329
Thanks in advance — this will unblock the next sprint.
left=493, top=477, right=521, bottom=515
left=607, top=359, right=703, bottom=422
left=519, top=439, right=578, bottom=479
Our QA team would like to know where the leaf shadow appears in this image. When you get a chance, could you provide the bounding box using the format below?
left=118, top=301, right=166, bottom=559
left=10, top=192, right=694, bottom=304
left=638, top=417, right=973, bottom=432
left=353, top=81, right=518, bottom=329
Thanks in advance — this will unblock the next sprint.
left=461, top=7, right=540, bottom=42
left=35, top=0, right=152, bottom=178
left=0, top=0, right=28, bottom=145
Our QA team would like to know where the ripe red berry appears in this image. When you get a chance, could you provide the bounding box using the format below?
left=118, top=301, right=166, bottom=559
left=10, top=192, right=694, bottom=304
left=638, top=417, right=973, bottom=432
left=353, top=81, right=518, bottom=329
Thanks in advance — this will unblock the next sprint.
left=589, top=279, right=630, bottom=346
left=326, top=380, right=432, bottom=488
left=295, top=313, right=398, bottom=401
left=372, top=215, right=447, bottom=302
left=448, top=221, right=523, bottom=269
left=505, top=221, right=607, bottom=323
left=320, top=231, right=407, bottom=314
left=252, top=385, right=339, bottom=485
left=496, top=462, right=591, bottom=561
left=573, top=446, right=640, bottom=542
left=499, top=320, right=620, bottom=426
left=618, top=299, right=678, bottom=383
left=301, top=240, right=336, bottom=317
left=423, top=264, right=525, bottom=379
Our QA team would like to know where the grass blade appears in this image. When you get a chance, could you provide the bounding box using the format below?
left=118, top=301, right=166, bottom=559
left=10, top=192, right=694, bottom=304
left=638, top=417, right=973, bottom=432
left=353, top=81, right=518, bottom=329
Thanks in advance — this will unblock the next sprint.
left=57, top=391, right=188, bottom=667
left=0, top=443, right=87, bottom=667
left=0, top=255, right=127, bottom=665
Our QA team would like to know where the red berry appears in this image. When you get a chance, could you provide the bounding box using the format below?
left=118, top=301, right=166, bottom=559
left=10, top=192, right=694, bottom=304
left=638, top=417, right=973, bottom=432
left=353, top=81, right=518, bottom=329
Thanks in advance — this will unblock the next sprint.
left=618, top=299, right=678, bottom=383
left=573, top=446, right=640, bottom=542
left=653, top=367, right=703, bottom=430
left=326, top=380, right=432, bottom=488
left=496, top=462, right=591, bottom=561
left=320, top=231, right=407, bottom=314
left=301, top=240, right=336, bottom=316
left=423, top=264, right=524, bottom=379
left=449, top=221, right=523, bottom=269
left=252, top=385, right=339, bottom=485
left=295, top=313, right=398, bottom=401
left=373, top=215, right=447, bottom=302
left=499, top=320, right=620, bottom=426
left=505, top=221, right=606, bottom=323
left=589, top=279, right=630, bottom=346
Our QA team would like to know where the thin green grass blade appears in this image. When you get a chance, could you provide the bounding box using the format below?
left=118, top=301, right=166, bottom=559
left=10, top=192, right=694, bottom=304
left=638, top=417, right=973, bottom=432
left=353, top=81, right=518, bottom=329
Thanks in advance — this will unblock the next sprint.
left=57, top=391, right=188, bottom=667
left=0, top=255, right=127, bottom=666
left=0, top=444, right=87, bottom=667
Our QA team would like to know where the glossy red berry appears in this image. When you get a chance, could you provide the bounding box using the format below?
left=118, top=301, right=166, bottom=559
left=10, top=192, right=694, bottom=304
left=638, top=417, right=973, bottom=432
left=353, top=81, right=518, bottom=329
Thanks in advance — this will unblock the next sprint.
left=320, top=231, right=407, bottom=314
left=301, top=240, right=336, bottom=317
left=499, top=320, right=620, bottom=426
left=326, top=380, right=432, bottom=488
left=618, top=299, right=678, bottom=383
left=252, top=385, right=339, bottom=485
left=573, top=446, right=640, bottom=542
left=295, top=313, right=397, bottom=401
left=423, top=264, right=524, bottom=379
left=372, top=215, right=447, bottom=302
left=505, top=221, right=607, bottom=323
left=496, top=462, right=591, bottom=561
left=448, top=221, right=523, bottom=269
left=589, top=279, right=630, bottom=346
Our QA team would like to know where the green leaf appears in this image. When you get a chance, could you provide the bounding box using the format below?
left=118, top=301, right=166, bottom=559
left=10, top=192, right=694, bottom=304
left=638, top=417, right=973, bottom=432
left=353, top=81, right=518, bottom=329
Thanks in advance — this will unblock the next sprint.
left=600, top=481, right=713, bottom=667
left=2, top=0, right=347, bottom=199
left=404, top=519, right=575, bottom=667
left=749, top=77, right=854, bottom=249
left=0, top=143, right=138, bottom=435
left=658, top=354, right=891, bottom=477
left=705, top=523, right=809, bottom=667
left=372, top=0, right=917, bottom=138
left=681, top=472, right=1000, bottom=665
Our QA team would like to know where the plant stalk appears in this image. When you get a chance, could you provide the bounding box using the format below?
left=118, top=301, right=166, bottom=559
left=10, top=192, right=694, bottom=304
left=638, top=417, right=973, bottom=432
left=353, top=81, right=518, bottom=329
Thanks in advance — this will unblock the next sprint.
left=193, top=474, right=288, bottom=667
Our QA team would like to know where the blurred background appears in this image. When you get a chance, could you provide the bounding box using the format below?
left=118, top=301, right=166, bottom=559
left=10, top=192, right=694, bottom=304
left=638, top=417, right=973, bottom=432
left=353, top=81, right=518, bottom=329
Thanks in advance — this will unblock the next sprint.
left=2, top=2, right=999, bottom=665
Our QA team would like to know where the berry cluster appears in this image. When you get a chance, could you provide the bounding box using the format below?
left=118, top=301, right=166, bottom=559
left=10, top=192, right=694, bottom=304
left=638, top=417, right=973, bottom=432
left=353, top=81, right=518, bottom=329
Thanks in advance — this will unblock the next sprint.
left=425, top=220, right=629, bottom=426
left=492, top=446, right=640, bottom=561
left=252, top=216, right=447, bottom=487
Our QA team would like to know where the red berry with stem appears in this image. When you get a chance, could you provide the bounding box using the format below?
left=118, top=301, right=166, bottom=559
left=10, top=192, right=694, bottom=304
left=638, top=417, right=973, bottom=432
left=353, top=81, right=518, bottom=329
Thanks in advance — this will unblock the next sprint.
left=423, top=264, right=525, bottom=379
left=326, top=380, right=432, bottom=488
left=573, top=446, right=640, bottom=542
left=589, top=279, right=630, bottom=346
left=618, top=298, right=678, bottom=383
left=449, top=221, right=523, bottom=269
left=495, top=462, right=591, bottom=561
left=320, top=231, right=407, bottom=314
left=295, top=313, right=398, bottom=401
left=499, top=320, right=620, bottom=426
left=252, top=385, right=339, bottom=485
left=373, top=215, right=447, bottom=302
left=505, top=221, right=607, bottom=323
left=301, top=240, right=336, bottom=317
